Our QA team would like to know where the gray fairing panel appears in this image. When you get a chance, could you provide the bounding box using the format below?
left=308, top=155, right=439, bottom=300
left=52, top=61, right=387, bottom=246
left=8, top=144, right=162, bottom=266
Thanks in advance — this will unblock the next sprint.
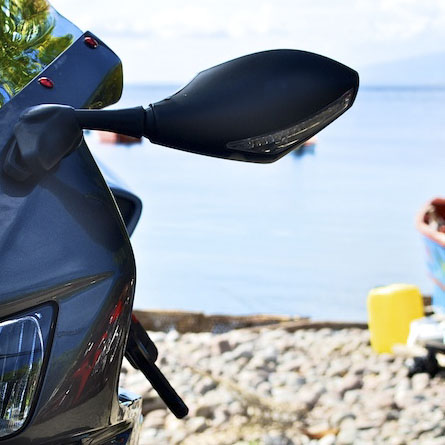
left=0, top=33, right=137, bottom=443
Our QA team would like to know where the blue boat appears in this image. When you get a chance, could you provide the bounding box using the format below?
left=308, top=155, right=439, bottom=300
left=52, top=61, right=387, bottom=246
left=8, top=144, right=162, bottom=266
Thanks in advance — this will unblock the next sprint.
left=417, top=198, right=445, bottom=311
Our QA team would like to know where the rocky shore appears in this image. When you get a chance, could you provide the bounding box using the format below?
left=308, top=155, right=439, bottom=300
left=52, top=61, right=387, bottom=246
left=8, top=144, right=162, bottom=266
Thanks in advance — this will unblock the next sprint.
left=120, top=326, right=445, bottom=445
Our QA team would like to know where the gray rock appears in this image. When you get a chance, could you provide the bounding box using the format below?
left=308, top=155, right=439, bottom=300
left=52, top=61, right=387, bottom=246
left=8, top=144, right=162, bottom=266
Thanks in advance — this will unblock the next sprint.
left=246, top=356, right=270, bottom=371
left=424, top=438, right=445, bottom=445
left=142, top=409, right=166, bottom=429
left=139, top=427, right=158, bottom=444
left=349, top=364, right=365, bottom=376
left=236, top=356, right=250, bottom=369
left=343, top=389, right=360, bottom=405
left=231, top=343, right=254, bottom=361
left=212, top=338, right=232, bottom=355
left=195, top=377, right=217, bottom=395
left=142, top=396, right=166, bottom=415
left=374, top=391, right=395, bottom=409
left=194, top=403, right=216, bottom=419
left=228, top=400, right=246, bottom=416
left=338, top=375, right=362, bottom=397
left=336, top=427, right=357, bottom=445
left=297, top=385, right=325, bottom=409
left=186, top=416, right=208, bottom=434
left=411, top=372, right=430, bottom=392
left=305, top=421, right=331, bottom=437
left=165, top=330, right=180, bottom=342
left=395, top=376, right=412, bottom=391
left=201, top=388, right=234, bottom=406
left=318, top=434, right=336, bottom=445
left=327, top=360, right=350, bottom=378
left=388, top=436, right=406, bottom=445
left=169, top=429, right=188, bottom=445
left=257, top=381, right=272, bottom=395
left=212, top=409, right=229, bottom=427
left=357, top=428, right=379, bottom=441
left=413, top=420, right=439, bottom=436
left=386, top=409, right=400, bottom=421
left=330, top=412, right=355, bottom=428
left=262, top=432, right=293, bottom=445
left=260, top=346, right=279, bottom=363
left=279, top=358, right=304, bottom=372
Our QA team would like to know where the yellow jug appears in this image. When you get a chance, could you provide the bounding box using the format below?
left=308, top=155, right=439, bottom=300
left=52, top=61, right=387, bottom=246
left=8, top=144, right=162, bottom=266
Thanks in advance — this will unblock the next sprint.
left=367, top=284, right=424, bottom=353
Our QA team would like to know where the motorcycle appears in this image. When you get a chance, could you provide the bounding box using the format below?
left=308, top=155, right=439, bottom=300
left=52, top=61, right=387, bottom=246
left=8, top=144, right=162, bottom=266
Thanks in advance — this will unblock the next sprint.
left=0, top=1, right=359, bottom=443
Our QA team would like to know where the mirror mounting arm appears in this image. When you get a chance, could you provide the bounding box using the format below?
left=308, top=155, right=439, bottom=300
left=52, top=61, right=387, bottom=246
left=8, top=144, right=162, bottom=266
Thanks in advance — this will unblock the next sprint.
left=75, top=106, right=146, bottom=138
left=3, top=104, right=153, bottom=182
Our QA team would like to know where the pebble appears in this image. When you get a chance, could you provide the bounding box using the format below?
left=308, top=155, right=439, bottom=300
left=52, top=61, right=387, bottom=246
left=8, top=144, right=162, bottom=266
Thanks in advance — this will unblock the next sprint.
left=411, top=372, right=430, bottom=392
left=337, top=375, right=362, bottom=396
left=143, top=409, right=167, bottom=429
left=195, top=376, right=217, bottom=395
left=336, top=427, right=356, bottom=445
left=212, top=338, right=232, bottom=355
left=280, top=358, right=304, bottom=372
left=187, top=416, right=208, bottom=433
left=120, top=327, right=444, bottom=445
left=231, top=343, right=254, bottom=361
left=330, top=411, right=355, bottom=428
left=262, top=432, right=293, bottom=445
left=318, top=434, right=336, bottom=445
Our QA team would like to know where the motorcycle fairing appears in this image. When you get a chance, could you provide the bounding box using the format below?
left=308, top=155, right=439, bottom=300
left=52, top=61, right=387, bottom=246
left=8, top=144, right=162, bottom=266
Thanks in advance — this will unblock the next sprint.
left=0, top=30, right=139, bottom=444
left=0, top=0, right=82, bottom=109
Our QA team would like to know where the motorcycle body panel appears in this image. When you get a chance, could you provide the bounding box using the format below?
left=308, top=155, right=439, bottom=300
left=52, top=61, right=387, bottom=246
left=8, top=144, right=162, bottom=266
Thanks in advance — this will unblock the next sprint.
left=0, top=32, right=140, bottom=443
left=0, top=0, right=82, bottom=109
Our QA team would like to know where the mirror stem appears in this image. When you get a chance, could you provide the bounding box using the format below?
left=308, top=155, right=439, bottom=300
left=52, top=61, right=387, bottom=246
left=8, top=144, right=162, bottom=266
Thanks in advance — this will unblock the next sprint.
left=3, top=104, right=155, bottom=182
left=75, top=106, right=146, bottom=138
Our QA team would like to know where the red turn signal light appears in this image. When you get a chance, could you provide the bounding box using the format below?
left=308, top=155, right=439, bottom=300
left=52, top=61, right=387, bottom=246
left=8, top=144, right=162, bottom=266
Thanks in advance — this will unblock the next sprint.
left=37, top=77, right=54, bottom=89
left=84, top=36, right=99, bottom=49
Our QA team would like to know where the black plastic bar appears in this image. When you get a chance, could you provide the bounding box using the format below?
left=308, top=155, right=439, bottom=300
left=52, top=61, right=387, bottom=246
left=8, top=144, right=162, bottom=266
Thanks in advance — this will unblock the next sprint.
left=141, top=361, right=189, bottom=419
left=125, top=314, right=189, bottom=419
left=75, top=106, right=146, bottom=138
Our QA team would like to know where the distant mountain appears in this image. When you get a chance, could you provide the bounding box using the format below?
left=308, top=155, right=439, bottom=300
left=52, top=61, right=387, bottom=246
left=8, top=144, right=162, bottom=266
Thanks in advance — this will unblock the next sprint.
left=360, top=52, right=445, bottom=87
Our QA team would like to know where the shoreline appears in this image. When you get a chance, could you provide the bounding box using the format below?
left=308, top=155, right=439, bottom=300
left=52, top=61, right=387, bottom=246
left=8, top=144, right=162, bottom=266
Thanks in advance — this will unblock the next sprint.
left=133, top=308, right=368, bottom=333
left=132, top=295, right=432, bottom=333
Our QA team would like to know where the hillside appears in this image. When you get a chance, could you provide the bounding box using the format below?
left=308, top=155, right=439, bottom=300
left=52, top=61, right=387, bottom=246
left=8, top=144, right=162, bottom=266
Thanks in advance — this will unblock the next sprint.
left=360, top=52, right=445, bottom=87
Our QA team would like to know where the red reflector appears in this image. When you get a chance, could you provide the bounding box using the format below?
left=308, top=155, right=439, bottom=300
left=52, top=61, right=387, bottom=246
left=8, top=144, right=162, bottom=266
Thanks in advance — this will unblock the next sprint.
left=84, top=36, right=99, bottom=49
left=38, top=77, right=54, bottom=89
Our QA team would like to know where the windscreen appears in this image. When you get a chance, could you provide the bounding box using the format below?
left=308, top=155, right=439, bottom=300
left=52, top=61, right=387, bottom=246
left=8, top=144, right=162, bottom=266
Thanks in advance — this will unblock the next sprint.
left=0, top=0, right=82, bottom=108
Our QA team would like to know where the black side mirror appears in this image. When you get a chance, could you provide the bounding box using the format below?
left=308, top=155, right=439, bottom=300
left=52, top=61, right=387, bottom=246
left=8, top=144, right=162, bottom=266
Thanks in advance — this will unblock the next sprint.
left=3, top=49, right=359, bottom=181
left=145, top=49, right=359, bottom=163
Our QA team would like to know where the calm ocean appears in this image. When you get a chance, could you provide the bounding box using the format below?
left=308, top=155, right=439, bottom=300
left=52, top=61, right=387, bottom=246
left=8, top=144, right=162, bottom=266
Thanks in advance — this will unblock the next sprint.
left=87, top=85, right=445, bottom=321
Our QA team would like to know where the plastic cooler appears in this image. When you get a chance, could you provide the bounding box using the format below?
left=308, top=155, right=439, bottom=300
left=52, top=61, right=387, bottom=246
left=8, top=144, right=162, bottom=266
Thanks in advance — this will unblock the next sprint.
left=367, top=284, right=424, bottom=353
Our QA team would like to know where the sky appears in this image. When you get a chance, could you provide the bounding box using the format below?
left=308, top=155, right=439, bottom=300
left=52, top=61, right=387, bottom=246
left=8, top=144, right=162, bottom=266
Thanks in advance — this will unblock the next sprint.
left=50, top=0, right=445, bottom=84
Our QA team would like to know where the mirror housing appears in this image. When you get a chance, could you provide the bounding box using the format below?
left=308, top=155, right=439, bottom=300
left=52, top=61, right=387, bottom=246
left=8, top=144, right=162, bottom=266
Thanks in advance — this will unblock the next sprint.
left=3, top=49, right=359, bottom=181
left=144, top=49, right=359, bottom=163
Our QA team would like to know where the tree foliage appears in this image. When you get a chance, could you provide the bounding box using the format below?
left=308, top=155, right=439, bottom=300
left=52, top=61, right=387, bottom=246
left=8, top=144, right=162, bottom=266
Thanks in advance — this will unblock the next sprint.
left=0, top=0, right=75, bottom=107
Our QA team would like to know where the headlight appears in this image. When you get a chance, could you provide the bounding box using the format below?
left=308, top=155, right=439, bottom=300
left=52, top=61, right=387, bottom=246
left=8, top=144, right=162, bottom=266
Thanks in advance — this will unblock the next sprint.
left=0, top=304, right=55, bottom=437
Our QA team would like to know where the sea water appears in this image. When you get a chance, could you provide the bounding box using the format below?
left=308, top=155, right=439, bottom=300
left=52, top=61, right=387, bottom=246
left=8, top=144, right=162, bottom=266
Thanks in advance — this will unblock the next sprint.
left=87, top=85, right=445, bottom=321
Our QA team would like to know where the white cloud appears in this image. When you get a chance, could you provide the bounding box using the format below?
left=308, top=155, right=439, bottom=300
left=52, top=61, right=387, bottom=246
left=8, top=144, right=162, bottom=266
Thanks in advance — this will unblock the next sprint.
left=51, top=0, right=445, bottom=83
